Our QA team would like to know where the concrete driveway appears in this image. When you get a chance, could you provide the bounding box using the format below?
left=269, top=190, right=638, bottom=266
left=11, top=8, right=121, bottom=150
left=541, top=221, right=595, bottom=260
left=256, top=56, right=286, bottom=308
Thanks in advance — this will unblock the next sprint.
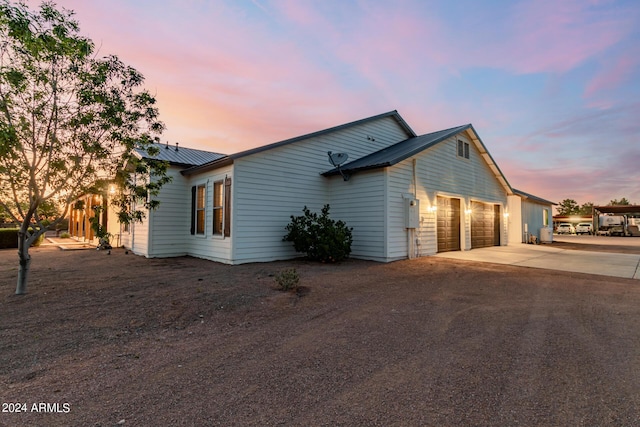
left=435, top=240, right=640, bottom=279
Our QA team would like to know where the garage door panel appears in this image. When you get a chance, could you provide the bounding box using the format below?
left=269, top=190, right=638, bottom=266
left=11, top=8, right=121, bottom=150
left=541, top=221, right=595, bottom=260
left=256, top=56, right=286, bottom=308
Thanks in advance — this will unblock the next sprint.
left=437, top=197, right=460, bottom=252
left=471, top=202, right=500, bottom=248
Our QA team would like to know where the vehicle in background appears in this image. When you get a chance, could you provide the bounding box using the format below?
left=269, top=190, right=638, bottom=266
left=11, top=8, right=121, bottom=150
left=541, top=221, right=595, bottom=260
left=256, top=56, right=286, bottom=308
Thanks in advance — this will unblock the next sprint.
left=575, top=222, right=593, bottom=235
left=598, top=215, right=628, bottom=236
left=556, top=223, right=575, bottom=234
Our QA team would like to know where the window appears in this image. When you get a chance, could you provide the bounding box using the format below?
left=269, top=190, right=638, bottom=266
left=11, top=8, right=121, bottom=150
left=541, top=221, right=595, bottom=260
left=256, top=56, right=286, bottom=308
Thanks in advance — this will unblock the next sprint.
left=213, top=181, right=223, bottom=235
left=543, top=209, right=549, bottom=227
left=195, top=184, right=206, bottom=235
left=457, top=139, right=470, bottom=159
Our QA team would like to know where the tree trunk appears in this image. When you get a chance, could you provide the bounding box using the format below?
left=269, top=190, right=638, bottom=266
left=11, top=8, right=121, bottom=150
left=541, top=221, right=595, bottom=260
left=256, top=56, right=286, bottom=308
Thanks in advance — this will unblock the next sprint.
left=15, top=231, right=31, bottom=295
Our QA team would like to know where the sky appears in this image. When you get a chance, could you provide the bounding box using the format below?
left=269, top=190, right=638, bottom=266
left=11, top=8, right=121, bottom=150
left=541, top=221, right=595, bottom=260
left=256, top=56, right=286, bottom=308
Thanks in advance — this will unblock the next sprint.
left=26, top=0, right=640, bottom=208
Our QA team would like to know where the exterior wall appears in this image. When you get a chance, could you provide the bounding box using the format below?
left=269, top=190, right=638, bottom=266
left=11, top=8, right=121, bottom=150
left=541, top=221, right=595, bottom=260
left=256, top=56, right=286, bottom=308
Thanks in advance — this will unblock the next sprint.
left=507, top=195, right=523, bottom=244
left=184, top=164, right=234, bottom=263
left=328, top=170, right=387, bottom=262
left=146, top=167, right=191, bottom=257
left=128, top=203, right=149, bottom=256
left=386, top=132, right=508, bottom=259
left=231, top=116, right=411, bottom=263
left=520, top=199, right=552, bottom=242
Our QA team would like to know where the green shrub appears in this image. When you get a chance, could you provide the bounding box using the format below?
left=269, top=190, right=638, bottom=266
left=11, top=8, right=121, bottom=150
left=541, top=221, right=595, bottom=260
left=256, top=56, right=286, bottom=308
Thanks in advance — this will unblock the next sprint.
left=274, top=268, right=300, bottom=291
left=60, top=232, right=71, bottom=238
left=283, top=205, right=353, bottom=263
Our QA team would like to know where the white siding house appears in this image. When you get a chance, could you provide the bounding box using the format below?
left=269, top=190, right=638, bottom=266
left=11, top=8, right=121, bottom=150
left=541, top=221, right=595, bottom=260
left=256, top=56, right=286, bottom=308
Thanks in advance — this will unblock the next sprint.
left=121, top=111, right=554, bottom=264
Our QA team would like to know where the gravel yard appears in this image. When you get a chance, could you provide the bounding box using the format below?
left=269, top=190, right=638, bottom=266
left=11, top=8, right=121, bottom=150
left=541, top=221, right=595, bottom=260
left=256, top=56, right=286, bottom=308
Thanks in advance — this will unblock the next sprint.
left=2, top=244, right=640, bottom=426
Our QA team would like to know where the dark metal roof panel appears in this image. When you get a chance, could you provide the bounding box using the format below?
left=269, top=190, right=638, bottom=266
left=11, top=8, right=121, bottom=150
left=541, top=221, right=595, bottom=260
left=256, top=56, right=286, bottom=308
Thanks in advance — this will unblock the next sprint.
left=136, top=143, right=226, bottom=167
left=323, top=124, right=471, bottom=176
left=594, top=205, right=640, bottom=214
left=513, top=188, right=557, bottom=206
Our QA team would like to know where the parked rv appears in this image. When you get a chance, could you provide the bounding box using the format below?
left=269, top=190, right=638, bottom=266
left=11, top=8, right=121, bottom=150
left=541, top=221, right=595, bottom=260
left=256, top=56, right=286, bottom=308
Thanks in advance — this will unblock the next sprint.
left=598, top=215, right=628, bottom=236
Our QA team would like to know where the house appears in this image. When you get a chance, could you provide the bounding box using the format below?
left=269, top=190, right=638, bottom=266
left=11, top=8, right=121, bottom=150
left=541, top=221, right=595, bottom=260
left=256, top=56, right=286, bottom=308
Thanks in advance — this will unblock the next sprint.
left=93, top=110, right=555, bottom=263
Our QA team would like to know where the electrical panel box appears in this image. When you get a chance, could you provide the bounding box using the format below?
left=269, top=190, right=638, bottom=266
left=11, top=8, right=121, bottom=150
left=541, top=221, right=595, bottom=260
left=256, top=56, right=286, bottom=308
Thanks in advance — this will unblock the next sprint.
left=405, top=198, right=420, bottom=229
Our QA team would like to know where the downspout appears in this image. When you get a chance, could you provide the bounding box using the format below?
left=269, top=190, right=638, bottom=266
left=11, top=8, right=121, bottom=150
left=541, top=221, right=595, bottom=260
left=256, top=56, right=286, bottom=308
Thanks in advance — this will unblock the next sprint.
left=408, top=159, right=418, bottom=259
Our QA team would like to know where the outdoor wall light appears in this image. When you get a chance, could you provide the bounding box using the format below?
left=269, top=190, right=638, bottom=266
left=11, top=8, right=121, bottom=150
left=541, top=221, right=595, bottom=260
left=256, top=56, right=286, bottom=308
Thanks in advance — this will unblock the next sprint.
left=428, top=206, right=437, bottom=212
left=504, top=212, right=510, bottom=218
left=465, top=209, right=472, bottom=215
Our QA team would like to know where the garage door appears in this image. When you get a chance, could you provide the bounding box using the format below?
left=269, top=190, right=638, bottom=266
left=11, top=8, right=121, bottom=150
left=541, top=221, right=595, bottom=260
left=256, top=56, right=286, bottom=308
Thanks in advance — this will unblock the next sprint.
left=471, top=202, right=500, bottom=248
left=437, top=197, right=460, bottom=252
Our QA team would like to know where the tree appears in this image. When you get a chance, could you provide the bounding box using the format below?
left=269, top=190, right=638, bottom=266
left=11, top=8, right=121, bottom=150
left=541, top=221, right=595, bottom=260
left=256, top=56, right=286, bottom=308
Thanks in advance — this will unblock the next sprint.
left=609, top=198, right=632, bottom=206
left=0, top=1, right=169, bottom=294
left=556, top=199, right=579, bottom=216
left=578, top=202, right=594, bottom=216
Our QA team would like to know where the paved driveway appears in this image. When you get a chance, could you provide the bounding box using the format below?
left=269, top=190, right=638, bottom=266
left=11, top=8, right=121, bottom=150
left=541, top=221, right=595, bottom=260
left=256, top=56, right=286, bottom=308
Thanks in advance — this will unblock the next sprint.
left=435, top=242, right=640, bottom=279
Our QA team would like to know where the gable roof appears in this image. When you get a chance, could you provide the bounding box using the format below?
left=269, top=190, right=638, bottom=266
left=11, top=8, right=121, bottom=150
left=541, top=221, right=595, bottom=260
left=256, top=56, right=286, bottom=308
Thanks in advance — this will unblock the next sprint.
left=322, top=123, right=513, bottom=195
left=135, top=142, right=226, bottom=167
left=322, top=124, right=469, bottom=176
left=513, top=188, right=557, bottom=206
left=181, top=110, right=416, bottom=176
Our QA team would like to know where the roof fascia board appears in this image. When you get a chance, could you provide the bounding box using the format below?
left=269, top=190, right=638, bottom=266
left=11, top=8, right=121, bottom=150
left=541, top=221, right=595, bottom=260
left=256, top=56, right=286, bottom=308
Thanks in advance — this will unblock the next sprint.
left=181, top=156, right=233, bottom=176
left=464, top=126, right=514, bottom=196
left=513, top=188, right=557, bottom=206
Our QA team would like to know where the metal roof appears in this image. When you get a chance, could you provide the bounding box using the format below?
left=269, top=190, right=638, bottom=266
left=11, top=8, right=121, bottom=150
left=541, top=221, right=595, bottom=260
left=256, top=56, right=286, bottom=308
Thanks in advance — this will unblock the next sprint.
left=594, top=205, right=640, bottom=215
left=181, top=110, right=416, bottom=176
left=135, top=142, right=226, bottom=167
left=322, top=124, right=470, bottom=176
left=322, top=123, right=513, bottom=195
left=513, top=188, right=557, bottom=206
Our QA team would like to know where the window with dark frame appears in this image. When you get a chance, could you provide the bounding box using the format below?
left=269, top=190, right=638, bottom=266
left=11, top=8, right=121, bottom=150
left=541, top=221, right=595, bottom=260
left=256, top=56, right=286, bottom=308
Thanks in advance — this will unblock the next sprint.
left=196, top=184, right=205, bottom=235
left=457, top=139, right=470, bottom=159
left=213, top=180, right=223, bottom=235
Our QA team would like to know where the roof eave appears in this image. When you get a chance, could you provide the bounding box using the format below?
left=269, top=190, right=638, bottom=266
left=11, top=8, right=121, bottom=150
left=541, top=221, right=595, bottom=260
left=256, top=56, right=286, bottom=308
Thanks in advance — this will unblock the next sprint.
left=464, top=126, right=514, bottom=196
left=181, top=156, right=234, bottom=176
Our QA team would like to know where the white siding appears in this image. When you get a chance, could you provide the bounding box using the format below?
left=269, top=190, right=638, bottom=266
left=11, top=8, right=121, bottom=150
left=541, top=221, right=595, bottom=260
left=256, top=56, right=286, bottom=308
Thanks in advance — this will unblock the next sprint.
left=148, top=167, right=190, bottom=257
left=386, top=133, right=508, bottom=258
left=507, top=195, right=523, bottom=244
left=328, top=170, right=387, bottom=261
left=520, top=199, right=552, bottom=242
left=185, top=165, right=234, bottom=264
left=129, top=204, right=149, bottom=256
left=232, top=116, right=410, bottom=263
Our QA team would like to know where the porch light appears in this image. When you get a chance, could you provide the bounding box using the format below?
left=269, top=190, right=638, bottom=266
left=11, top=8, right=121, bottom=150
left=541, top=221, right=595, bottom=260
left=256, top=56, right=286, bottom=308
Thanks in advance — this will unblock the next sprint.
left=109, top=185, right=116, bottom=195
left=504, top=212, right=510, bottom=218
left=465, top=209, right=472, bottom=215
left=428, top=206, right=437, bottom=213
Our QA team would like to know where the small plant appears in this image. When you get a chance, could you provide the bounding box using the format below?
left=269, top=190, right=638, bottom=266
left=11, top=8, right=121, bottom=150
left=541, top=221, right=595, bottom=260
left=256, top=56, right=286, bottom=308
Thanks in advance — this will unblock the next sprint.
left=274, top=268, right=300, bottom=291
left=283, top=204, right=353, bottom=263
left=60, top=232, right=71, bottom=238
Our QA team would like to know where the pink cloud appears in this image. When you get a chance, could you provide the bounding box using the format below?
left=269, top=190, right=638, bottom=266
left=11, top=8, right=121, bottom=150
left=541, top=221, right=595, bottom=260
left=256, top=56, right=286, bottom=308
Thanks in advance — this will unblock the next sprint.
left=584, top=53, right=639, bottom=99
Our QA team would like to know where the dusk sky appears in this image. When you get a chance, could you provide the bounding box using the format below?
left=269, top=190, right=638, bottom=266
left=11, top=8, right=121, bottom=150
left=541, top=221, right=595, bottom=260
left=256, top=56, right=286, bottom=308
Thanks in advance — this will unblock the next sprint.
left=31, top=0, right=640, bottom=208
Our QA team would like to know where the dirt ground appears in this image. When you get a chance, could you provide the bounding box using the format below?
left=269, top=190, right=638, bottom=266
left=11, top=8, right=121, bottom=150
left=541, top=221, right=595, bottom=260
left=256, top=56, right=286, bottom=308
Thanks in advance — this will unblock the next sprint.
left=2, top=242, right=640, bottom=426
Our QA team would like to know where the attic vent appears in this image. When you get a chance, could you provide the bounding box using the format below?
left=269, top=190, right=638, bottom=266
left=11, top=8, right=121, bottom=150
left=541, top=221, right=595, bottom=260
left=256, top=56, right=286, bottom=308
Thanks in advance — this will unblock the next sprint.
left=165, top=141, right=169, bottom=149
left=175, top=142, right=179, bottom=152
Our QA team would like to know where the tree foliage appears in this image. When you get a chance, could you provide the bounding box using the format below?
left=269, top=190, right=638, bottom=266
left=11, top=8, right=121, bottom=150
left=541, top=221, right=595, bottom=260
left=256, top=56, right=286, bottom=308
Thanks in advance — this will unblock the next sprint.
left=556, top=199, right=579, bottom=216
left=283, top=205, right=353, bottom=263
left=0, top=1, right=169, bottom=294
left=609, top=198, right=632, bottom=206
